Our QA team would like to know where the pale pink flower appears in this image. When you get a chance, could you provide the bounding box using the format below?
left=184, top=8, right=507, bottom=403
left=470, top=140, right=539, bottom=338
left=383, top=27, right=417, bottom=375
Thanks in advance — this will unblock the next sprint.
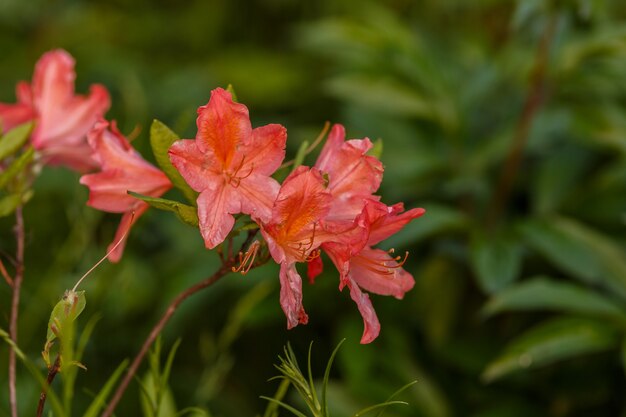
left=80, top=120, right=171, bottom=262
left=0, top=49, right=110, bottom=171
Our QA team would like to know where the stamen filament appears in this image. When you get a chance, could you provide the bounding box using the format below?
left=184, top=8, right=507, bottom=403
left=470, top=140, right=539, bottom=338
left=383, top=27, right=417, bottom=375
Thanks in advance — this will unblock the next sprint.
left=232, top=240, right=261, bottom=275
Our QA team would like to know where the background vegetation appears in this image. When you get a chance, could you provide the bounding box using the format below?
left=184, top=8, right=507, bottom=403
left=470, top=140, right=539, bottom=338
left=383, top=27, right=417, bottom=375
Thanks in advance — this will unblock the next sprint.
left=1, top=0, right=626, bottom=416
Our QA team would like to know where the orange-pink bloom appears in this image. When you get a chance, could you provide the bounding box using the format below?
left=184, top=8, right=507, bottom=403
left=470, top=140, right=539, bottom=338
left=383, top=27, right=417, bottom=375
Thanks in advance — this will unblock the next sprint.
left=261, top=166, right=333, bottom=329
left=0, top=49, right=110, bottom=172
left=80, top=120, right=172, bottom=262
left=169, top=88, right=286, bottom=249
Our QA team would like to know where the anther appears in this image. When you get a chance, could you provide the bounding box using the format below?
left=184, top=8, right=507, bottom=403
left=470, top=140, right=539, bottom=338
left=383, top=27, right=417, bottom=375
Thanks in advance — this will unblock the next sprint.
left=232, top=240, right=261, bottom=275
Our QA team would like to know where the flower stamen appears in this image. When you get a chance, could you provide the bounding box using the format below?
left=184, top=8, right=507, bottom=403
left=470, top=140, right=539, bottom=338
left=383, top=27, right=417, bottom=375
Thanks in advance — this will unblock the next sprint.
left=232, top=240, right=261, bottom=275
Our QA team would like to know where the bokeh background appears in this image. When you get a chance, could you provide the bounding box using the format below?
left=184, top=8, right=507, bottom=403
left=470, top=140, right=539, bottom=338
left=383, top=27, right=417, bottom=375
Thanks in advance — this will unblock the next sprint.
left=2, top=0, right=626, bottom=416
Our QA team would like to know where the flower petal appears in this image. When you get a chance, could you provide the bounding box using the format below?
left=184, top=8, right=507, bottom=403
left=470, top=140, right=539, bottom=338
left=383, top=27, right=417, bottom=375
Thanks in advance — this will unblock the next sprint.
left=239, top=123, right=287, bottom=176
left=279, top=262, right=309, bottom=329
left=235, top=173, right=280, bottom=223
left=365, top=200, right=426, bottom=246
left=350, top=247, right=415, bottom=298
left=169, top=139, right=220, bottom=192
left=346, top=278, right=380, bottom=344
left=196, top=88, right=251, bottom=166
left=106, top=205, right=149, bottom=263
left=196, top=184, right=239, bottom=249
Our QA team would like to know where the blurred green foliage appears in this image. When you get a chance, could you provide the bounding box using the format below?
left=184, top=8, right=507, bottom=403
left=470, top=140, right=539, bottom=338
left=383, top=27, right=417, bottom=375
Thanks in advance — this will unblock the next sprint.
left=1, top=0, right=626, bottom=416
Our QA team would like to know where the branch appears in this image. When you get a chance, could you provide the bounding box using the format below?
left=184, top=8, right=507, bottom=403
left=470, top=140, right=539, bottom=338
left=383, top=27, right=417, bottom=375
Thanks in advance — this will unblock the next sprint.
left=36, top=354, right=61, bottom=417
left=487, top=15, right=558, bottom=227
left=0, top=258, right=13, bottom=287
left=100, top=231, right=260, bottom=417
left=9, top=206, right=25, bottom=417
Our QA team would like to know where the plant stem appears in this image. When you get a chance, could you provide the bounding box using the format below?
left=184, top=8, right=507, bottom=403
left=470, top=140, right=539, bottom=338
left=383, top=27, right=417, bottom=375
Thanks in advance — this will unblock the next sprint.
left=487, top=15, right=557, bottom=228
left=100, top=231, right=259, bottom=417
left=9, top=206, right=25, bottom=417
left=36, top=354, right=61, bottom=417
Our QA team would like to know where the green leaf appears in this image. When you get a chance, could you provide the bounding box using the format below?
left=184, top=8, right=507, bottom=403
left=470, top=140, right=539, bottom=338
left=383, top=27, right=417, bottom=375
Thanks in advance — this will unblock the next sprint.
left=46, top=290, right=86, bottom=342
left=470, top=233, right=522, bottom=294
left=0, top=122, right=33, bottom=160
left=226, top=84, right=239, bottom=102
left=368, top=138, right=383, bottom=160
left=129, top=191, right=198, bottom=226
left=291, top=140, right=309, bottom=171
left=149, top=119, right=198, bottom=204
left=322, top=339, right=345, bottom=416
left=83, top=359, right=129, bottom=417
left=482, top=276, right=626, bottom=320
left=519, top=216, right=626, bottom=300
left=0, top=147, right=35, bottom=189
left=0, top=194, right=21, bottom=217
left=482, top=316, right=620, bottom=382
left=259, top=397, right=308, bottom=417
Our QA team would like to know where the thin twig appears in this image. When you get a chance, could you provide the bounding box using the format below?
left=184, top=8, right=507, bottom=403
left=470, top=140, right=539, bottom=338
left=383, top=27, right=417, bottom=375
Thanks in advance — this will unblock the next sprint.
left=0, top=258, right=13, bottom=287
left=100, top=231, right=260, bottom=417
left=36, top=354, right=61, bottom=417
left=487, top=15, right=558, bottom=228
left=9, top=205, right=25, bottom=417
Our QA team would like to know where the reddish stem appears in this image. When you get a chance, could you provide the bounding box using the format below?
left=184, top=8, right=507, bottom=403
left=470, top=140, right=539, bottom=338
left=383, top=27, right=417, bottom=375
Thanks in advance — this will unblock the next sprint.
left=100, top=231, right=259, bottom=417
left=9, top=206, right=25, bottom=417
left=36, top=354, right=61, bottom=417
left=487, top=16, right=557, bottom=227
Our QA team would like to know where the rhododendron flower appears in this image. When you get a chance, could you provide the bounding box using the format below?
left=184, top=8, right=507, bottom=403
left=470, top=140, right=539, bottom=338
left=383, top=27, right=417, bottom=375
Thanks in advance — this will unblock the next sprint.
left=0, top=49, right=110, bottom=171
left=320, top=199, right=425, bottom=343
left=169, top=88, right=286, bottom=248
left=261, top=166, right=332, bottom=329
left=314, top=124, right=383, bottom=220
left=80, top=120, right=171, bottom=262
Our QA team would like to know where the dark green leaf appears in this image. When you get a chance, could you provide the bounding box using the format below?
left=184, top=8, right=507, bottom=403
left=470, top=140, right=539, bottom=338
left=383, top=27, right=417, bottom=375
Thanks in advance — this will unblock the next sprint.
left=482, top=316, right=619, bottom=382
left=470, top=234, right=522, bottom=294
left=519, top=217, right=626, bottom=300
left=129, top=191, right=198, bottom=226
left=482, top=276, right=626, bottom=320
left=0, top=122, right=33, bottom=160
left=149, top=119, right=198, bottom=204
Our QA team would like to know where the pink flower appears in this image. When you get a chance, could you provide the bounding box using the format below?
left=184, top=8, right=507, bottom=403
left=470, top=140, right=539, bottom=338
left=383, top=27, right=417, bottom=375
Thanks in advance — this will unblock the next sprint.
left=261, top=166, right=333, bottom=329
left=0, top=49, right=110, bottom=172
left=80, top=120, right=172, bottom=262
left=308, top=123, right=425, bottom=343
left=322, top=199, right=425, bottom=343
left=314, top=124, right=383, bottom=220
left=169, top=88, right=286, bottom=249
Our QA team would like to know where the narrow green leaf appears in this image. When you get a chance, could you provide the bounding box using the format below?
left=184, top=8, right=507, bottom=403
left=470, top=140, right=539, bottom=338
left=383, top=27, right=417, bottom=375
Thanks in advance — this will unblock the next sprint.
left=83, top=359, right=129, bottom=417
left=322, top=339, right=345, bottom=416
left=353, top=401, right=408, bottom=417
left=161, top=339, right=182, bottom=393
left=292, top=140, right=309, bottom=171
left=519, top=216, right=626, bottom=300
left=470, top=233, right=522, bottom=294
left=482, top=276, right=626, bottom=320
left=262, top=379, right=290, bottom=417
left=0, top=327, right=66, bottom=417
left=374, top=381, right=418, bottom=417
left=129, top=191, right=198, bottom=226
left=259, top=397, right=308, bottom=417
left=0, top=147, right=35, bottom=189
left=0, top=121, right=33, bottom=160
left=149, top=119, right=198, bottom=204
left=482, top=316, right=619, bottom=382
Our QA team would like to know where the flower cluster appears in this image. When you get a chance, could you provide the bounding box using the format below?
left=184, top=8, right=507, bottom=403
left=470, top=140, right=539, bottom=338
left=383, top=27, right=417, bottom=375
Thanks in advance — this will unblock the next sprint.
left=0, top=50, right=424, bottom=343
